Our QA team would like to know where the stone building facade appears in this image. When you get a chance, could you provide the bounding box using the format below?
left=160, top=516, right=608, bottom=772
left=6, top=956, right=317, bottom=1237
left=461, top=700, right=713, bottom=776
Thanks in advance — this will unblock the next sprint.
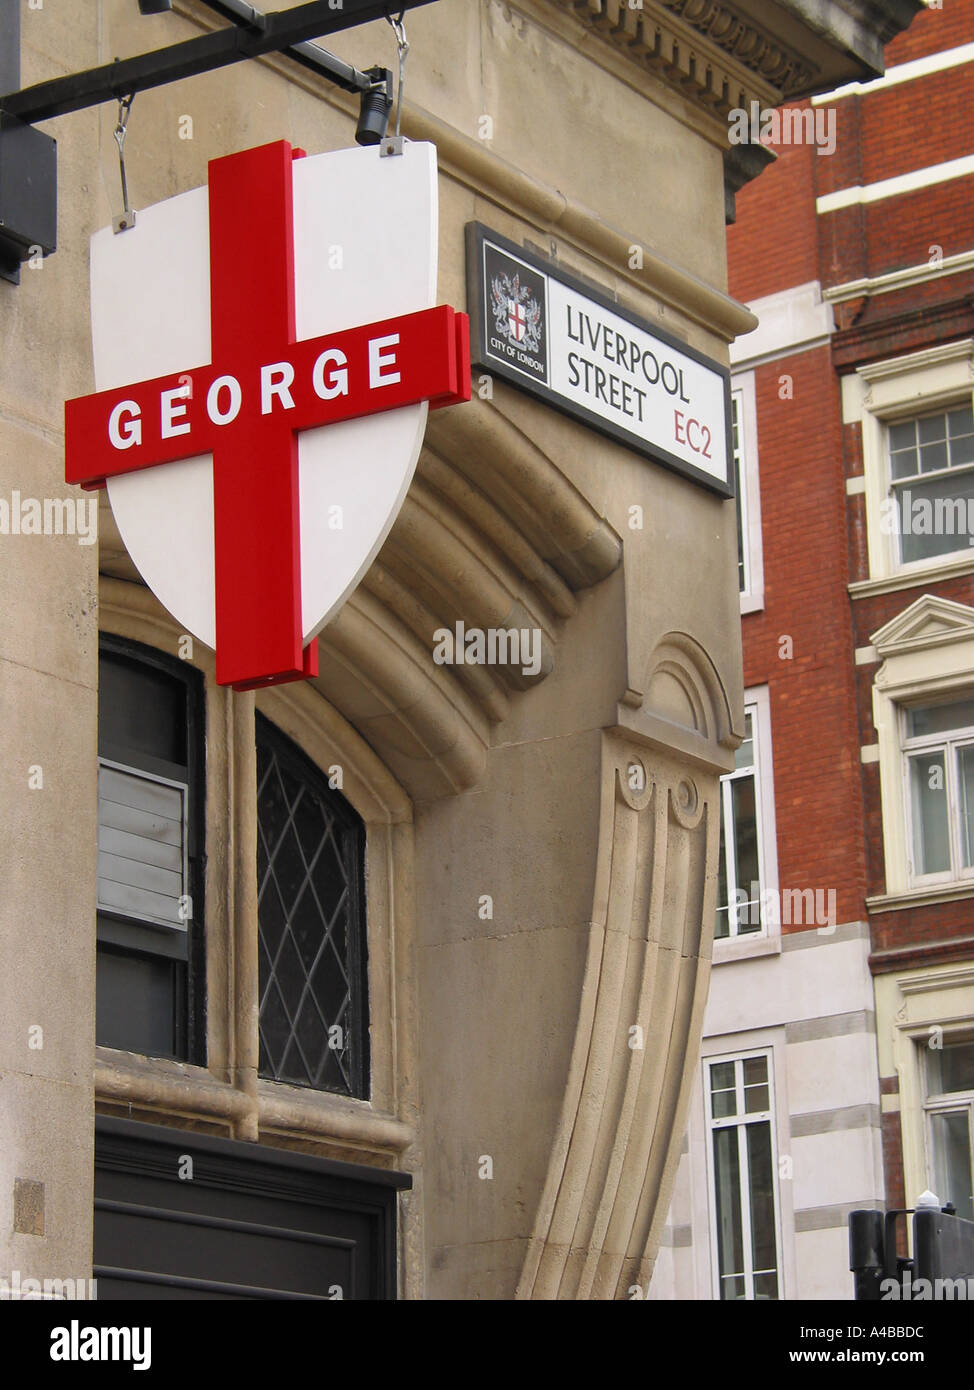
left=0, top=0, right=916, bottom=1300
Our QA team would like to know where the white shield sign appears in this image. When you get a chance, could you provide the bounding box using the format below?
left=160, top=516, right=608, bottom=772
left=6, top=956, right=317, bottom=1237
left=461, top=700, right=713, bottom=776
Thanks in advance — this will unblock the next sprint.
left=69, top=140, right=467, bottom=688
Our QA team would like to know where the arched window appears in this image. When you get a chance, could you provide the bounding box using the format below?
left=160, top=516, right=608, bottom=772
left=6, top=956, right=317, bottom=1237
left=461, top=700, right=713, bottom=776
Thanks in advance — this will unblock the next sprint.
left=255, top=713, right=369, bottom=1099
left=95, top=635, right=206, bottom=1063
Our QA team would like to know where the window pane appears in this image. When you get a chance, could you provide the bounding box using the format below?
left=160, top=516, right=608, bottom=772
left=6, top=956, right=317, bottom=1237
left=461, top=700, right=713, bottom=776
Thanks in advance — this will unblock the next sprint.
left=712, top=1091, right=737, bottom=1120
left=256, top=719, right=367, bottom=1097
left=715, top=801, right=730, bottom=940
left=96, top=641, right=202, bottom=1065
left=713, top=1127, right=744, bottom=1297
left=930, top=1111, right=974, bottom=1222
left=733, top=396, right=746, bottom=594
left=711, top=1061, right=735, bottom=1089
left=734, top=711, right=754, bottom=771
left=744, top=1084, right=769, bottom=1113
left=951, top=436, right=974, bottom=468
left=959, top=745, right=974, bottom=868
left=710, top=1060, right=737, bottom=1119
left=897, top=471, right=974, bottom=564
left=894, top=407, right=974, bottom=474
left=930, top=1040, right=974, bottom=1095
left=731, top=776, right=761, bottom=931
left=96, top=948, right=175, bottom=1056
left=746, top=1122, right=779, bottom=1298
left=907, top=700, right=974, bottom=738
left=919, top=438, right=948, bottom=474
left=948, top=405, right=974, bottom=439
left=917, top=414, right=947, bottom=447
left=947, top=406, right=974, bottom=464
left=743, top=1055, right=768, bottom=1085
left=744, top=1055, right=770, bottom=1113
left=890, top=445, right=919, bottom=481
left=889, top=420, right=916, bottom=453
left=909, top=752, right=951, bottom=875
left=99, top=651, right=186, bottom=766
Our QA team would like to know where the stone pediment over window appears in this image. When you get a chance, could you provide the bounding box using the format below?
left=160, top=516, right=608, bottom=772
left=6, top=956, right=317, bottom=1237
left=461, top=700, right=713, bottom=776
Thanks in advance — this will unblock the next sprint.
left=871, top=595, right=974, bottom=660
left=868, top=594, right=974, bottom=902
left=617, top=630, right=738, bottom=776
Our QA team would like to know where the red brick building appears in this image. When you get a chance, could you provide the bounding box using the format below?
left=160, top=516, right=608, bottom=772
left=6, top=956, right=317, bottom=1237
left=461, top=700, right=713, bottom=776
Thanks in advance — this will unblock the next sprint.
left=652, top=0, right=974, bottom=1300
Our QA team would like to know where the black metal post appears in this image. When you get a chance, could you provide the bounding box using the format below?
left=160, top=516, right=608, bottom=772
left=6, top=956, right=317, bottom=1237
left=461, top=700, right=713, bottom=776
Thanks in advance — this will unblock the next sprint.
left=0, top=0, right=435, bottom=124
left=849, top=1209, right=885, bottom=1301
left=198, top=0, right=375, bottom=93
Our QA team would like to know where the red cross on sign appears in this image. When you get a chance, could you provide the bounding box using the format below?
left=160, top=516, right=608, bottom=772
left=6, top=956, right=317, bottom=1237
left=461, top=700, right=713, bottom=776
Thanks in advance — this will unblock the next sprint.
left=65, top=140, right=470, bottom=691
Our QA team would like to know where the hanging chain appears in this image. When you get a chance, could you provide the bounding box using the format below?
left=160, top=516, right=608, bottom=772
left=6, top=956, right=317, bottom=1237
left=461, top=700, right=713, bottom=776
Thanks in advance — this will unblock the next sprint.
left=112, top=94, right=136, bottom=233
left=387, top=11, right=409, bottom=140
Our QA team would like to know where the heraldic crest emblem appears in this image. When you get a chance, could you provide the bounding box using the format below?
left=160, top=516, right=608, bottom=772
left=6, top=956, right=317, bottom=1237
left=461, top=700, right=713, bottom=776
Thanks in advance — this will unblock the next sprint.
left=491, top=270, right=542, bottom=353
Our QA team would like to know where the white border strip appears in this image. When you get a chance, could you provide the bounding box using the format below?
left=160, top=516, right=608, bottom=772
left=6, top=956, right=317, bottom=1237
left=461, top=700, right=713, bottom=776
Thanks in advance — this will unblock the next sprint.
left=824, top=250, right=974, bottom=304
left=812, top=40, right=974, bottom=105
left=817, top=154, right=974, bottom=214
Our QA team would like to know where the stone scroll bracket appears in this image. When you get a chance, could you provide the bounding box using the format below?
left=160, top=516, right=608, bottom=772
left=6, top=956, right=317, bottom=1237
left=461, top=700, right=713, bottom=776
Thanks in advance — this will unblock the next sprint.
left=517, top=727, right=722, bottom=1299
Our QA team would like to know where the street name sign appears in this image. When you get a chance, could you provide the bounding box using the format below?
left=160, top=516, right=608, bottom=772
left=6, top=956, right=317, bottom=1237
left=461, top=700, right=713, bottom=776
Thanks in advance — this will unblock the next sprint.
left=466, top=223, right=732, bottom=497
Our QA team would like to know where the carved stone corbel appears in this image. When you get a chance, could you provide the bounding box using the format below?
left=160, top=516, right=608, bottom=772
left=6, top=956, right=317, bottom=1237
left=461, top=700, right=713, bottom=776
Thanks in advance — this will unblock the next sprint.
left=518, top=732, right=719, bottom=1298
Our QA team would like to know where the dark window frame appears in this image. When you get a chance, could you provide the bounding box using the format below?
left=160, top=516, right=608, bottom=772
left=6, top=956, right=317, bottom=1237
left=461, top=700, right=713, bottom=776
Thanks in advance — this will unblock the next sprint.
left=255, top=711, right=370, bottom=1100
left=96, top=633, right=206, bottom=1065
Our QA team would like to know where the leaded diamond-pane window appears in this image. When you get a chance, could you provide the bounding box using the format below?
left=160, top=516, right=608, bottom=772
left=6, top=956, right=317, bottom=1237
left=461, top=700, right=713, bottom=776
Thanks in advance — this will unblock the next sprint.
left=256, top=714, right=369, bottom=1098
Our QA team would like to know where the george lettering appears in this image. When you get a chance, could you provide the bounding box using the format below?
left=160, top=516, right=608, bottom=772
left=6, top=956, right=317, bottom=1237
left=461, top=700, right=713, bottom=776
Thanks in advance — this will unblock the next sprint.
left=312, top=349, right=349, bottom=401
left=108, top=400, right=142, bottom=450
left=260, top=362, right=296, bottom=415
left=206, top=374, right=242, bottom=426
left=92, top=315, right=454, bottom=458
left=160, top=385, right=191, bottom=439
left=369, top=333, right=401, bottom=388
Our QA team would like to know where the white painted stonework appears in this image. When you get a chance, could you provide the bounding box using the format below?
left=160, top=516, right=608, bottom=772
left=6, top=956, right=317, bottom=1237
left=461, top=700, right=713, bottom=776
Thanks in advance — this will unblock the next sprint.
left=650, top=926, right=885, bottom=1302
left=729, top=281, right=834, bottom=370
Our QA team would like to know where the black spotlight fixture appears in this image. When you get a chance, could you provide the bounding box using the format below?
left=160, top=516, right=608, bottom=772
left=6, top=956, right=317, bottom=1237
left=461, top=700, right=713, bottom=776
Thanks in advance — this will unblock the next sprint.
left=356, top=68, right=393, bottom=147
left=137, top=0, right=173, bottom=13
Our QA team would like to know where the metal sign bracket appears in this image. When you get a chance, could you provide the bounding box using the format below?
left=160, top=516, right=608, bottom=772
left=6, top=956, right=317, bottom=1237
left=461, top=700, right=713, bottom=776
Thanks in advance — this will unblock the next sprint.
left=0, top=0, right=434, bottom=282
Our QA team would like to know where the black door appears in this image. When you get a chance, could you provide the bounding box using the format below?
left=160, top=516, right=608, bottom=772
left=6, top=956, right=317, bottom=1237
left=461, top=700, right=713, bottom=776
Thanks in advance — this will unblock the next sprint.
left=94, top=1116, right=409, bottom=1299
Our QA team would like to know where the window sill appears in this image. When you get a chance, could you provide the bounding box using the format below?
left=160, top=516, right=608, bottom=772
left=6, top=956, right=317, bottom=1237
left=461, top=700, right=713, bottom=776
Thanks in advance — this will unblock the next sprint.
left=257, top=1078, right=413, bottom=1154
left=95, top=1048, right=251, bottom=1125
left=712, top=932, right=781, bottom=964
left=740, top=591, right=765, bottom=616
left=95, top=1049, right=414, bottom=1157
left=850, top=554, right=974, bottom=599
left=867, top=883, right=974, bottom=913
